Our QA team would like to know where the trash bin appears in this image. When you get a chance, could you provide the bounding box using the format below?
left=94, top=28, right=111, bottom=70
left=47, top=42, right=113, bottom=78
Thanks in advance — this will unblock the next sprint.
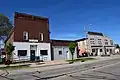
left=35, top=56, right=40, bottom=62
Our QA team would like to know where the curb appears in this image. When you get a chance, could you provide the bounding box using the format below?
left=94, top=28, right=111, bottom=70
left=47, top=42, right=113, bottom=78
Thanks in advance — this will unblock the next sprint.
left=29, top=62, right=69, bottom=68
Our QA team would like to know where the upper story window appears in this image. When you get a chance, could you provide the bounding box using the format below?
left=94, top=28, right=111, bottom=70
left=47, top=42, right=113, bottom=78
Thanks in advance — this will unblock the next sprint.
left=82, top=42, right=85, bottom=45
left=110, top=40, right=113, bottom=45
left=90, top=38, right=94, bottom=40
left=98, top=38, right=102, bottom=45
left=105, top=39, right=108, bottom=41
left=105, top=42, right=108, bottom=45
left=90, top=41, right=95, bottom=44
left=39, top=33, right=44, bottom=41
left=98, top=39, right=101, bottom=40
left=98, top=41, right=102, bottom=45
left=23, top=31, right=28, bottom=40
left=90, top=38, right=95, bottom=44
left=104, top=39, right=108, bottom=45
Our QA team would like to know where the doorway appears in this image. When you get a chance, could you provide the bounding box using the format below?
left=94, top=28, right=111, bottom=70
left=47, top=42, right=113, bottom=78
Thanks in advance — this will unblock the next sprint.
left=30, top=50, right=35, bottom=61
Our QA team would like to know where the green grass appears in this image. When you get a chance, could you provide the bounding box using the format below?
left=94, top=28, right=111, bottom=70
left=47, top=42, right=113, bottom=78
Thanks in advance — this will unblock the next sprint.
left=66, top=57, right=96, bottom=62
left=0, top=65, right=30, bottom=70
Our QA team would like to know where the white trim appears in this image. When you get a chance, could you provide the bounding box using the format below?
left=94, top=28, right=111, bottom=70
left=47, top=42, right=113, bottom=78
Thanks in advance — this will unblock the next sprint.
left=39, top=33, right=43, bottom=41
left=23, top=31, right=28, bottom=40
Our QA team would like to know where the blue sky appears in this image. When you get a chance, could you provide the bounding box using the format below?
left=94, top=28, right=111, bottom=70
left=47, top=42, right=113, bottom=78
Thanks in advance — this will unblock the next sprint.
left=1, top=0, right=120, bottom=44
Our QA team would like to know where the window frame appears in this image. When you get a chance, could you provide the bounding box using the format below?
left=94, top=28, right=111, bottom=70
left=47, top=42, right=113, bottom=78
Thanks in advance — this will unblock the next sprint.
left=40, top=50, right=48, bottom=55
left=110, top=40, right=113, bottom=45
left=58, top=51, right=62, bottom=55
left=23, top=31, right=28, bottom=40
left=18, top=50, right=27, bottom=56
left=39, top=33, right=44, bottom=41
left=105, top=42, right=108, bottom=45
left=90, top=38, right=94, bottom=40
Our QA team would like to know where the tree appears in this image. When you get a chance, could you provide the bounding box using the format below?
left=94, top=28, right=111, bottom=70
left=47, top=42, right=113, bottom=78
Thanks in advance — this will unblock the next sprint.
left=0, top=14, right=12, bottom=37
left=69, top=42, right=77, bottom=63
left=5, top=43, right=15, bottom=65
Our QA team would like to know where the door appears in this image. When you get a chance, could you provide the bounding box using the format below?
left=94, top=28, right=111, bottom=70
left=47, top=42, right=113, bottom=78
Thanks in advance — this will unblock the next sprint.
left=95, top=49, right=98, bottom=56
left=30, top=50, right=35, bottom=61
left=51, top=48, right=54, bottom=60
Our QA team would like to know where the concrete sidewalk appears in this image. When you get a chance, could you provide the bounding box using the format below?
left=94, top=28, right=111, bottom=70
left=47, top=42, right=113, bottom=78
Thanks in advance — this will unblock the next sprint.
left=29, top=60, right=69, bottom=68
left=0, top=54, right=119, bottom=68
left=0, top=60, right=69, bottom=68
left=89, top=54, right=120, bottom=60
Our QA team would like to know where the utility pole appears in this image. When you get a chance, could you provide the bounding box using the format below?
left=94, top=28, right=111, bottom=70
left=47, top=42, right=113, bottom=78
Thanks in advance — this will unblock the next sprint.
left=84, top=24, right=92, bottom=55
left=84, top=26, right=88, bottom=54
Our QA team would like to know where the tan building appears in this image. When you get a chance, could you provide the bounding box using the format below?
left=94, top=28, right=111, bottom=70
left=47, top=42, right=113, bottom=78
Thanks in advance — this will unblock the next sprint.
left=76, top=31, right=115, bottom=57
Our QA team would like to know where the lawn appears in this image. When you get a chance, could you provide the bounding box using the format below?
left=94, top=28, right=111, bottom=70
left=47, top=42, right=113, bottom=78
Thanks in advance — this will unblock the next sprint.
left=66, top=57, right=96, bottom=62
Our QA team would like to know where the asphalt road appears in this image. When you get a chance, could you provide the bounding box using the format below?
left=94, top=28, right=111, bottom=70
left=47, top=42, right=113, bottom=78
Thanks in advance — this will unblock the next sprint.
left=1, top=58, right=120, bottom=80
left=51, top=60, right=120, bottom=80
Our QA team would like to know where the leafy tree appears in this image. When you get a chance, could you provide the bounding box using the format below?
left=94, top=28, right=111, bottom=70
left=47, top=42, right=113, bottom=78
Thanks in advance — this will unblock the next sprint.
left=69, top=42, right=77, bottom=63
left=0, top=14, right=12, bottom=37
left=5, top=43, right=15, bottom=65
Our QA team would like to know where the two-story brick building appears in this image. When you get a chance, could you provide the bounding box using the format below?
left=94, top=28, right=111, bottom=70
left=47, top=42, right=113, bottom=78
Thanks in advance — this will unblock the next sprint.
left=5, top=12, right=51, bottom=61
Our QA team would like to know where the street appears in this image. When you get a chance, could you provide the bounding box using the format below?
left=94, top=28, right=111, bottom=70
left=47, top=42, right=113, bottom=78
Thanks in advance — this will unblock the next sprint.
left=0, top=58, right=120, bottom=80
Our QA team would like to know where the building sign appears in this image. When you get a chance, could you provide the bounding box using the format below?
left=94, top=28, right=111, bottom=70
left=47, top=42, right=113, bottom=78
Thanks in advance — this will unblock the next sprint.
left=29, top=39, right=38, bottom=43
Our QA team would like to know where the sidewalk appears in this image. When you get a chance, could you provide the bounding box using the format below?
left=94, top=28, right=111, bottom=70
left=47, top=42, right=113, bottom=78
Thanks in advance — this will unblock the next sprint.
left=0, top=54, right=120, bottom=68
left=0, top=60, right=69, bottom=68
left=89, top=54, right=120, bottom=60
left=29, top=60, right=68, bottom=68
left=0, top=55, right=120, bottom=76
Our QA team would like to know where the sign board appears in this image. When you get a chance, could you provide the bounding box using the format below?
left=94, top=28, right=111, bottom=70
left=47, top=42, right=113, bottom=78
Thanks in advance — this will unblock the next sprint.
left=29, top=39, right=38, bottom=43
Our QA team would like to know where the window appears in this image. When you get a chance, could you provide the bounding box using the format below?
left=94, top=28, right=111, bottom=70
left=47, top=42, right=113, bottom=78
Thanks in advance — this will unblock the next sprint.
left=39, top=33, right=43, bottom=41
left=59, top=51, right=62, bottom=55
left=110, top=40, right=113, bottom=45
left=23, top=31, right=28, bottom=40
left=82, top=42, right=85, bottom=45
left=90, top=38, right=94, bottom=40
left=98, top=39, right=101, bottom=40
left=18, top=50, right=27, bottom=56
left=105, top=42, right=108, bottom=45
left=90, top=41, right=95, bottom=44
left=105, top=39, right=108, bottom=41
left=100, top=49, right=102, bottom=52
left=106, top=49, right=109, bottom=52
left=66, top=51, right=68, bottom=53
left=92, top=49, right=95, bottom=52
left=40, top=50, right=48, bottom=55
left=98, top=41, right=102, bottom=44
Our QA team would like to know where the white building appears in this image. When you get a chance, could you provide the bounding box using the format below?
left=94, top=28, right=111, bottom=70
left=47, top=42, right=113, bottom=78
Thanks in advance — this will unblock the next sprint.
left=51, top=40, right=77, bottom=60
left=76, top=31, right=115, bottom=56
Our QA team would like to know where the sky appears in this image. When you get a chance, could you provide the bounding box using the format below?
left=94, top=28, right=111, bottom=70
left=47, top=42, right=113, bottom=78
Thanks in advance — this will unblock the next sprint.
left=0, top=0, right=120, bottom=44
